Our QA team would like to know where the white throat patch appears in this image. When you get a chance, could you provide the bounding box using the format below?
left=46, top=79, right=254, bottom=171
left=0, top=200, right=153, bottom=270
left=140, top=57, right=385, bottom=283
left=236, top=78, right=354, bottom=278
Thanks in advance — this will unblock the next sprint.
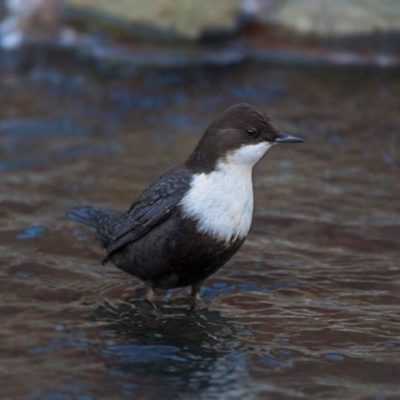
left=180, top=142, right=272, bottom=243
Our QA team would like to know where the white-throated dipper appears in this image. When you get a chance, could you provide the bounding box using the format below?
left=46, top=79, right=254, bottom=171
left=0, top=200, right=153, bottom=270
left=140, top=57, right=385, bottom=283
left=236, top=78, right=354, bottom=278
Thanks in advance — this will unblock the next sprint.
left=69, top=103, right=303, bottom=309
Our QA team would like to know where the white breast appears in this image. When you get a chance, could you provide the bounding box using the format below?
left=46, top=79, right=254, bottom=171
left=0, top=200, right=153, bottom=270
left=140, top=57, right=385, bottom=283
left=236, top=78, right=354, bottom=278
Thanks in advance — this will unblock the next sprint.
left=180, top=142, right=272, bottom=243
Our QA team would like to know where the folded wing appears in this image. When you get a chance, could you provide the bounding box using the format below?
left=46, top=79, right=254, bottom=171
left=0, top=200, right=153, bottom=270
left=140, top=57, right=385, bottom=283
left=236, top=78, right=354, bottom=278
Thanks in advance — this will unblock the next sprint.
left=103, top=168, right=191, bottom=264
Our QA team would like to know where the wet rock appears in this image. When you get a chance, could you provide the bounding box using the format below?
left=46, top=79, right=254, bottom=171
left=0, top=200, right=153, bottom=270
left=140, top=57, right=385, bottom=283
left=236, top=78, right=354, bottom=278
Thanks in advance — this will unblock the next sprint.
left=66, top=0, right=244, bottom=40
left=261, top=0, right=400, bottom=36
left=1, top=0, right=399, bottom=69
left=0, top=0, right=65, bottom=49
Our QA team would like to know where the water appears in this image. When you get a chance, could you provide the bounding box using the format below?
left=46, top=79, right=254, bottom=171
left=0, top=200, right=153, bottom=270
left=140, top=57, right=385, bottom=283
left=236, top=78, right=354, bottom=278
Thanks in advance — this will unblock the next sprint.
left=1, top=63, right=399, bottom=399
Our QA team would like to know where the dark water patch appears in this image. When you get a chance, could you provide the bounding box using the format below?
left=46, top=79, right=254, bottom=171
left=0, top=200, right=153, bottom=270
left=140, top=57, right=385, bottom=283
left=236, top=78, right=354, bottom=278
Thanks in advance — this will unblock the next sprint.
left=0, top=118, right=87, bottom=138
left=0, top=156, right=49, bottom=172
left=28, top=381, right=93, bottom=400
left=28, top=334, right=87, bottom=357
left=143, top=72, right=186, bottom=88
left=0, top=199, right=45, bottom=215
left=201, top=280, right=296, bottom=300
left=102, top=344, right=184, bottom=364
left=57, top=143, right=123, bottom=160
left=259, top=356, right=287, bottom=368
left=110, top=91, right=166, bottom=111
left=15, top=270, right=29, bottom=279
left=229, top=81, right=288, bottom=102
left=324, top=353, right=346, bottom=362
left=29, top=69, right=88, bottom=97
left=157, top=113, right=200, bottom=134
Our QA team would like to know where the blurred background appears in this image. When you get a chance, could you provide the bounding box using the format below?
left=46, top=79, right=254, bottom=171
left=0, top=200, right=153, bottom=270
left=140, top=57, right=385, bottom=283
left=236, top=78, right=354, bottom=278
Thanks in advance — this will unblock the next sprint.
left=1, top=1, right=400, bottom=399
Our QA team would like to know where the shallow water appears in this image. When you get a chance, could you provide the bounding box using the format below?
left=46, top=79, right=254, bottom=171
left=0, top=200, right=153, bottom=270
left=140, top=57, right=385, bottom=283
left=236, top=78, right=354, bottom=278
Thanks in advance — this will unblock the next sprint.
left=1, top=63, right=400, bottom=399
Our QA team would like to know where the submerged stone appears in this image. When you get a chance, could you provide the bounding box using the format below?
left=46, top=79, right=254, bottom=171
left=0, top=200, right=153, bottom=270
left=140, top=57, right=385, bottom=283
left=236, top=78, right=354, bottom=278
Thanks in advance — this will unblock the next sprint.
left=67, top=0, right=243, bottom=40
left=262, top=0, right=400, bottom=36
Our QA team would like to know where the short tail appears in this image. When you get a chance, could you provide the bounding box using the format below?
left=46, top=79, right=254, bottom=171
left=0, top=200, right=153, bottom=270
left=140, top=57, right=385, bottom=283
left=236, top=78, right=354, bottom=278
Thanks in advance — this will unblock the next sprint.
left=67, top=206, right=123, bottom=246
left=68, top=206, right=102, bottom=228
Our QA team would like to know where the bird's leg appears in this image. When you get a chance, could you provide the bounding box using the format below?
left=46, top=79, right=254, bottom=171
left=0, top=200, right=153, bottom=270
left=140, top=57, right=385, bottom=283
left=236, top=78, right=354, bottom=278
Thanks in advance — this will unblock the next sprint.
left=143, top=283, right=156, bottom=309
left=190, top=282, right=203, bottom=311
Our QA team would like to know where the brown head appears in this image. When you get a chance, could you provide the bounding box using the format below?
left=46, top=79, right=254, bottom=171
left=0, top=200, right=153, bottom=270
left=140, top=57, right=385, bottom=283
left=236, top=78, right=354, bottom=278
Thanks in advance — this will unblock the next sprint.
left=186, top=103, right=303, bottom=172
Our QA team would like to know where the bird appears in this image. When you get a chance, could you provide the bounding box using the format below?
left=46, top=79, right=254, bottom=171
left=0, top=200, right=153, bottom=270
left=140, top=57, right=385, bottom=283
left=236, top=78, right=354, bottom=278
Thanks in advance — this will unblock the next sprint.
left=68, top=103, right=303, bottom=309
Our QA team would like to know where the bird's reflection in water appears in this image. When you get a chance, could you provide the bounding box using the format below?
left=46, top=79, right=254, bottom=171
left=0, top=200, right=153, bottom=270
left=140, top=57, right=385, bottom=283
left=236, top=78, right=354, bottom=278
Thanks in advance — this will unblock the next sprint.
left=91, top=299, right=254, bottom=398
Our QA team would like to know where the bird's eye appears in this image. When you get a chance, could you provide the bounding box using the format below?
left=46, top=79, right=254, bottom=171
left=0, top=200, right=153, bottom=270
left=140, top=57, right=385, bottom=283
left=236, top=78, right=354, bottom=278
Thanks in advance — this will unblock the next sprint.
left=246, top=128, right=258, bottom=137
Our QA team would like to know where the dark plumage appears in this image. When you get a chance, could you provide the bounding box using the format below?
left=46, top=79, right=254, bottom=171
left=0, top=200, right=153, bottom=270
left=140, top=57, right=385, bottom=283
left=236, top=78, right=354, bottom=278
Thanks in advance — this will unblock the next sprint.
left=68, top=103, right=303, bottom=308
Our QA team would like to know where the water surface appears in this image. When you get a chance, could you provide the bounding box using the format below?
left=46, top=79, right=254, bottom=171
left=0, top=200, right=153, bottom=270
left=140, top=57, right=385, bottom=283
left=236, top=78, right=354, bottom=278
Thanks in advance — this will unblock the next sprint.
left=1, top=63, right=399, bottom=399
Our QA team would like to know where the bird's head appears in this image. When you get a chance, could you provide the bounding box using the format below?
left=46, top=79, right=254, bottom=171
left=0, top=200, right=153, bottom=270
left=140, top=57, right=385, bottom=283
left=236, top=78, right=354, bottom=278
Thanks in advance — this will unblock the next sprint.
left=187, top=103, right=303, bottom=172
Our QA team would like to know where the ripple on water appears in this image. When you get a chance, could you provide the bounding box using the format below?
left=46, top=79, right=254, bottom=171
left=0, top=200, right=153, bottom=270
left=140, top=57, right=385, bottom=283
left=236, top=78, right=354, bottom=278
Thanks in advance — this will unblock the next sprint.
left=16, top=226, right=46, bottom=240
left=0, top=64, right=400, bottom=399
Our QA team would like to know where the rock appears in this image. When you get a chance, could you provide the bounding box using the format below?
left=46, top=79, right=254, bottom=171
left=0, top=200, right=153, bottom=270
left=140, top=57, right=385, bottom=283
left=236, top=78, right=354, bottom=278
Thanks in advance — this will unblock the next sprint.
left=260, top=0, right=400, bottom=36
left=0, top=0, right=63, bottom=49
left=66, top=0, right=244, bottom=40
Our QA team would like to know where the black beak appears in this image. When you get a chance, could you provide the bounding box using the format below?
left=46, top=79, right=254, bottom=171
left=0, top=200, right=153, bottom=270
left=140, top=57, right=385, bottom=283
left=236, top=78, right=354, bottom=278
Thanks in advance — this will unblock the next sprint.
left=275, top=133, right=304, bottom=144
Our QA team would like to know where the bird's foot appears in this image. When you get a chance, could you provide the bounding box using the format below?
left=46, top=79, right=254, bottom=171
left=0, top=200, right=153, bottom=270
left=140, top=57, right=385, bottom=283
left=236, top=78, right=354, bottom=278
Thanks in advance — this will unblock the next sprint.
left=189, top=282, right=207, bottom=311
left=189, top=295, right=209, bottom=312
left=143, top=284, right=157, bottom=310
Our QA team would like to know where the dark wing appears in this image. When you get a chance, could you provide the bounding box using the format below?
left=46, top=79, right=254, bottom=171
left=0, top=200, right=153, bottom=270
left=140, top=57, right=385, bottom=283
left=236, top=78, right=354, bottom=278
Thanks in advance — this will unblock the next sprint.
left=103, top=167, right=191, bottom=264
